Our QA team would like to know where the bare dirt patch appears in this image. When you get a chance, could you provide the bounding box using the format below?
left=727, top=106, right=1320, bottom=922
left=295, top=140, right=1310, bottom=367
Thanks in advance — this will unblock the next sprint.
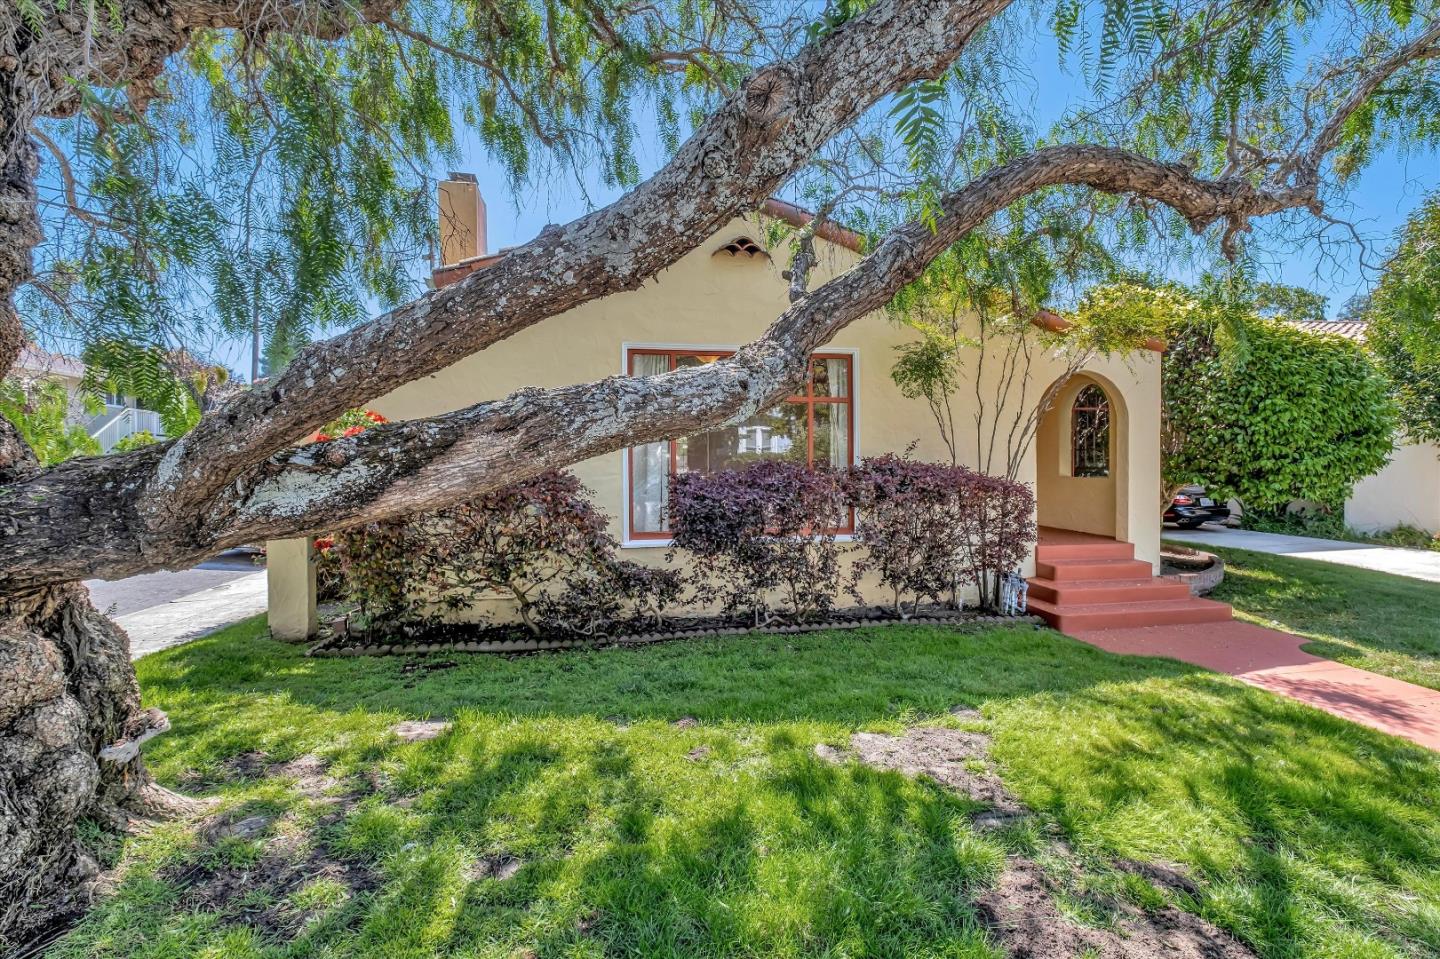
left=391, top=719, right=452, bottom=742
left=978, top=859, right=1253, bottom=959
left=843, top=727, right=1026, bottom=817
left=816, top=722, right=1256, bottom=959
left=161, top=754, right=378, bottom=942
left=468, top=853, right=524, bottom=882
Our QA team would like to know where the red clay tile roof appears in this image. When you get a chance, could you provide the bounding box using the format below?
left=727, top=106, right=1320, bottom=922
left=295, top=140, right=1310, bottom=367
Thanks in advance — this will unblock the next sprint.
left=758, top=198, right=865, bottom=252
left=430, top=250, right=510, bottom=288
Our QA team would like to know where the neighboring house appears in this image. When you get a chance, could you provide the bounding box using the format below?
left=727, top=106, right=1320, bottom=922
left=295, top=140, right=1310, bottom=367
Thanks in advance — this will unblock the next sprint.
left=12, top=344, right=166, bottom=453
left=1285, top=318, right=1440, bottom=535
left=268, top=177, right=1229, bottom=638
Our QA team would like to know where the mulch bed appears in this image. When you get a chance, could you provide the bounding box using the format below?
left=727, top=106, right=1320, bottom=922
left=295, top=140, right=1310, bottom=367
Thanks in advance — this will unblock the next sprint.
left=305, top=606, right=1044, bottom=658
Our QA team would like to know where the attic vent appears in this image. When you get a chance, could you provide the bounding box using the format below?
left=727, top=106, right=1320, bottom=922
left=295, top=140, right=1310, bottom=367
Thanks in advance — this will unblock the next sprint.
left=714, top=236, right=768, bottom=258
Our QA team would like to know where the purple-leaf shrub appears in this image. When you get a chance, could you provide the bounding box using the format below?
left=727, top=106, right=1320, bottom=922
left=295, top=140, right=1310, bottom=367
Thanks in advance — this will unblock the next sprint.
left=535, top=560, right=684, bottom=636
left=409, top=470, right=636, bottom=634
left=338, top=470, right=683, bottom=637
left=847, top=455, right=1036, bottom=613
left=668, top=460, right=848, bottom=625
left=845, top=455, right=967, bottom=616
left=955, top=470, right=1037, bottom=610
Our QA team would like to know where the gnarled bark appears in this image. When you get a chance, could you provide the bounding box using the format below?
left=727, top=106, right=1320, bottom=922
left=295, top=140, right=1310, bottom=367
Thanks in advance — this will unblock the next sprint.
left=0, top=583, right=184, bottom=944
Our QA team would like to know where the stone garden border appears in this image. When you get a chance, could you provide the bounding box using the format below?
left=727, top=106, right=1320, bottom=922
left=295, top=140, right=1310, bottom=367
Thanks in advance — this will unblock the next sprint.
left=305, top=610, right=1045, bottom=658
left=1160, top=545, right=1225, bottom=596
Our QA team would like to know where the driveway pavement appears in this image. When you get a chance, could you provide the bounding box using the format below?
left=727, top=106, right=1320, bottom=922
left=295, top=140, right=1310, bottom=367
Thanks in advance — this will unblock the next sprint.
left=84, top=550, right=269, bottom=659
left=1165, top=524, right=1440, bottom=584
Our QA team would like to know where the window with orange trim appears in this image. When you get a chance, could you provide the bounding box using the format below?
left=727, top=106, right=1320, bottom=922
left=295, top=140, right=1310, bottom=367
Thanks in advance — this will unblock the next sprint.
left=627, top=348, right=854, bottom=539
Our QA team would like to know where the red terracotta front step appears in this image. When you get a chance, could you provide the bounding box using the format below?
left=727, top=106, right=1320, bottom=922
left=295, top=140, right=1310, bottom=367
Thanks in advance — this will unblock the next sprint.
left=1026, top=576, right=1192, bottom=605
left=1035, top=557, right=1156, bottom=581
left=1035, top=540, right=1135, bottom=562
left=1027, top=596, right=1232, bottom=632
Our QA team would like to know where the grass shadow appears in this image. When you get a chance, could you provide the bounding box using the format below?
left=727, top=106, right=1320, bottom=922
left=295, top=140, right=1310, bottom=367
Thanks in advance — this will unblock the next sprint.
left=51, top=615, right=1440, bottom=959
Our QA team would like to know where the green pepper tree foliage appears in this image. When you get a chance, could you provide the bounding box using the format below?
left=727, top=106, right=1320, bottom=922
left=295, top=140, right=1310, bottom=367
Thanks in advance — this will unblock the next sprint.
left=22, top=0, right=757, bottom=405
left=1365, top=191, right=1440, bottom=444
left=1164, top=299, right=1397, bottom=513
left=0, top=378, right=100, bottom=465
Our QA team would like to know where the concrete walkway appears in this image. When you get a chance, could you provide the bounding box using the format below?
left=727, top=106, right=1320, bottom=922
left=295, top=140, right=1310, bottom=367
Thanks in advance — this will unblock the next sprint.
left=86, top=552, right=261, bottom=617
left=1072, top=621, right=1440, bottom=751
left=1165, top=525, right=1440, bottom=584
left=106, top=571, right=268, bottom=660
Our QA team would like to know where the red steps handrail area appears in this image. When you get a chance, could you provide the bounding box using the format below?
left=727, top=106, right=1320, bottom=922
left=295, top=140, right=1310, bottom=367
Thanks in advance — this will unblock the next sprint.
left=1027, top=529, right=1231, bottom=634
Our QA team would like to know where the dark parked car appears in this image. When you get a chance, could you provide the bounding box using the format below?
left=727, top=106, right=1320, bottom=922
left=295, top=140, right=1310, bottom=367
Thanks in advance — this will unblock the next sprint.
left=1164, top=487, right=1231, bottom=529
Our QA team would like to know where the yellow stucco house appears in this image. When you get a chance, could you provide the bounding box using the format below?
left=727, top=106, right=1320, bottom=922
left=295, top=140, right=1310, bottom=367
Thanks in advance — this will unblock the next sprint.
left=267, top=179, right=1202, bottom=639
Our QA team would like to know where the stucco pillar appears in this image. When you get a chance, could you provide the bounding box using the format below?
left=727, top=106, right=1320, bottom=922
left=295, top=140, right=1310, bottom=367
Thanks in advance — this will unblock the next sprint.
left=1124, top=355, right=1164, bottom=572
left=267, top=537, right=317, bottom=640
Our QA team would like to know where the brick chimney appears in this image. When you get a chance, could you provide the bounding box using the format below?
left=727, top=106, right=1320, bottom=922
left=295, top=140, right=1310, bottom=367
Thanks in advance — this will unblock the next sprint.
left=437, top=172, right=487, bottom=267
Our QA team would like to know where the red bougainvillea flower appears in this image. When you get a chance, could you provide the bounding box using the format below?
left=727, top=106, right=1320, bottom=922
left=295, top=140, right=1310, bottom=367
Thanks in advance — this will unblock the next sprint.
left=343, top=425, right=366, bottom=437
left=365, top=410, right=388, bottom=423
left=314, top=537, right=335, bottom=552
left=311, top=432, right=332, bottom=443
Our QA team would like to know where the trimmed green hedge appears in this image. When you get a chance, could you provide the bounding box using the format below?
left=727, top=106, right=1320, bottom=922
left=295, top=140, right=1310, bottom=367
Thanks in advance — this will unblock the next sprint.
left=1164, top=317, right=1396, bottom=512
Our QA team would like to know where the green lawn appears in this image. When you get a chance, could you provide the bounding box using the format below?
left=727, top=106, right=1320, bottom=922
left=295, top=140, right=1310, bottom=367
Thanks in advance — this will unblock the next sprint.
left=1200, top=544, right=1440, bottom=691
left=53, top=619, right=1440, bottom=959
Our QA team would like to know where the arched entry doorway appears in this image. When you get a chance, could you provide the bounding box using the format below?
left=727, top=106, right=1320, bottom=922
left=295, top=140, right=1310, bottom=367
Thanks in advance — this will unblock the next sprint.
left=1035, top=374, right=1127, bottom=540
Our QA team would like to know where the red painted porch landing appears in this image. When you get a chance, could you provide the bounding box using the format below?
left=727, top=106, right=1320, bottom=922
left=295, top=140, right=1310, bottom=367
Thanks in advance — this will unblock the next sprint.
left=1028, top=529, right=1440, bottom=752
left=1027, top=527, right=1232, bottom=632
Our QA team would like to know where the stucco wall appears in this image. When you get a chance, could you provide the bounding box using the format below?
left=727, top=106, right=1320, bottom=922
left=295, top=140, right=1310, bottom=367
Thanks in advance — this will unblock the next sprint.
left=1345, top=440, right=1440, bottom=534
left=267, top=214, right=1163, bottom=633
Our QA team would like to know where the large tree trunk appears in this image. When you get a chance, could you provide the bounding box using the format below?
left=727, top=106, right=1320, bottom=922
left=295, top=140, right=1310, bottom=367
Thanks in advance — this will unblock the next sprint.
left=0, top=582, right=180, bottom=943
left=0, top=420, right=189, bottom=945
left=0, top=58, right=179, bottom=950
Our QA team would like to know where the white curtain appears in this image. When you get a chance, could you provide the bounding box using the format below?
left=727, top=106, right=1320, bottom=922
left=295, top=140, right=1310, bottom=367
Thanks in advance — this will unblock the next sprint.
left=631, top=353, right=671, bottom=532
left=827, top=406, right=849, bottom=467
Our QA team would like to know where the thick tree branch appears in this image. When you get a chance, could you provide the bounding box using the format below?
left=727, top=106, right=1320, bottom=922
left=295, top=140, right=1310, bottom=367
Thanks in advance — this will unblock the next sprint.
left=142, top=0, right=1011, bottom=531
left=214, top=145, right=1334, bottom=533
left=1290, top=18, right=1440, bottom=181
left=0, top=141, right=1372, bottom=588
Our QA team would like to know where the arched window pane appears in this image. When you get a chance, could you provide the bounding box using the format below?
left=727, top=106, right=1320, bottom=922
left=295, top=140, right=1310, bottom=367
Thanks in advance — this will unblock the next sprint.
left=1072, top=385, right=1111, bottom=477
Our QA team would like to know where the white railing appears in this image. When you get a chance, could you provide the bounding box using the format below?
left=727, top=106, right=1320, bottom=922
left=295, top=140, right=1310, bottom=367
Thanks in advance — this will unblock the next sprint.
left=91, top=406, right=166, bottom=452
